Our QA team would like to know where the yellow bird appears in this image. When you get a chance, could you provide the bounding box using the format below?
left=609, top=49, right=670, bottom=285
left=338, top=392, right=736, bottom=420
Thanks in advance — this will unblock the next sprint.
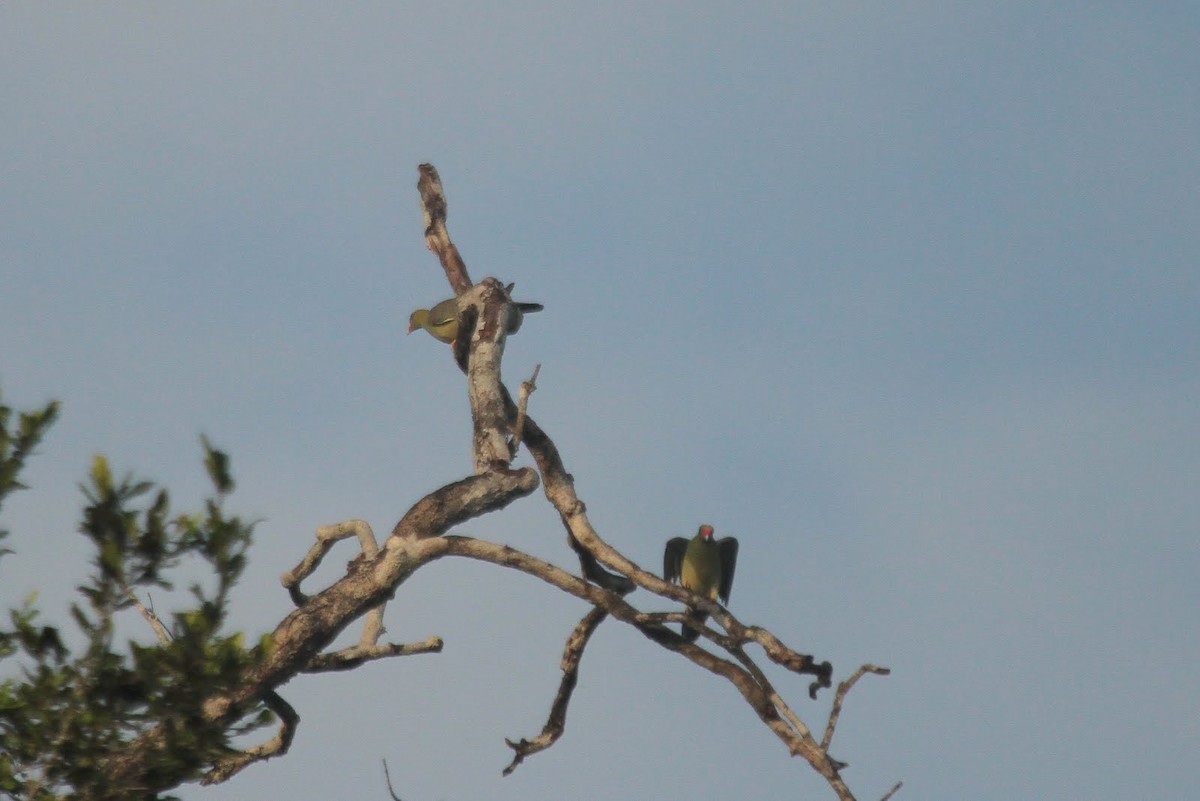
left=407, top=297, right=461, bottom=343
left=408, top=290, right=543, bottom=344
left=663, top=524, right=739, bottom=642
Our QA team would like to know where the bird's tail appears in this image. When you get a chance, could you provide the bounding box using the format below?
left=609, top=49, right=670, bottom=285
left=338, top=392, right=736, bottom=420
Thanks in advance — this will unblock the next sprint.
left=680, top=609, right=708, bottom=642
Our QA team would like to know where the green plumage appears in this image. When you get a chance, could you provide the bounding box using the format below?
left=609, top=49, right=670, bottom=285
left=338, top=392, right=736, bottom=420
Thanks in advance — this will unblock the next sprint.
left=408, top=289, right=544, bottom=345
left=408, top=298, right=460, bottom=343
left=663, top=524, right=739, bottom=642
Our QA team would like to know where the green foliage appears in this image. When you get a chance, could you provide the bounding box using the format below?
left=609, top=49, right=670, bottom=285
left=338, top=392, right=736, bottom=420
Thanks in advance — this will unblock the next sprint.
left=0, top=391, right=60, bottom=558
left=0, top=393, right=272, bottom=800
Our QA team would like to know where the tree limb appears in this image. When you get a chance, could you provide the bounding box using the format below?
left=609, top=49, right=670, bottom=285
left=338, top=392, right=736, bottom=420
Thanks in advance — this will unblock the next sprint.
left=302, top=635, right=444, bottom=673
left=202, top=690, right=298, bottom=785
left=382, top=758, right=404, bottom=801
left=279, top=520, right=439, bottom=672
left=417, top=163, right=472, bottom=295
left=281, top=519, right=380, bottom=606
left=100, top=472, right=538, bottom=793
left=503, top=606, right=607, bottom=775
left=509, top=363, right=540, bottom=459
left=821, top=663, right=891, bottom=752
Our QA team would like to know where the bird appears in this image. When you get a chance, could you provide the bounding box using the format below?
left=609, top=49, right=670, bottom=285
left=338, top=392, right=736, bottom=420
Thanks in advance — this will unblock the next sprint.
left=408, top=287, right=543, bottom=345
left=663, top=524, right=738, bottom=642
left=407, top=297, right=461, bottom=343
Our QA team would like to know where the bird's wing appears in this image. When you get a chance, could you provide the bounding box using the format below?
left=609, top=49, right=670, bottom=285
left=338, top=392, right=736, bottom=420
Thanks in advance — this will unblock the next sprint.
left=428, top=297, right=459, bottom=327
left=663, top=537, right=689, bottom=584
left=717, top=537, right=739, bottom=604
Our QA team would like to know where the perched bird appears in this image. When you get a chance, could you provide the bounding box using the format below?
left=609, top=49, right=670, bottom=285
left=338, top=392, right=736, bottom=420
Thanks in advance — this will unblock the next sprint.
left=407, top=297, right=461, bottom=343
left=663, top=524, right=739, bottom=642
left=408, top=287, right=543, bottom=345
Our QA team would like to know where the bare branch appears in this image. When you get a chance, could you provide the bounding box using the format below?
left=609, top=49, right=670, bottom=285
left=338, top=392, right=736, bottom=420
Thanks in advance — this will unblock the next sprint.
left=303, top=635, right=444, bottom=673
left=462, top=279, right=523, bottom=471
left=390, top=469, right=539, bottom=540
left=434, top=534, right=850, bottom=794
left=821, top=663, right=891, bottom=752
left=509, top=362, right=541, bottom=459
left=382, top=759, right=404, bottom=801
left=503, top=606, right=607, bottom=775
left=740, top=624, right=834, bottom=698
left=281, top=519, right=380, bottom=606
left=101, top=472, right=538, bottom=793
left=513, top=411, right=633, bottom=594
left=722, top=639, right=816, bottom=744
left=879, top=781, right=904, bottom=801
left=417, top=163, right=472, bottom=295
left=278, top=520, right=444, bottom=673
left=202, top=691, right=298, bottom=785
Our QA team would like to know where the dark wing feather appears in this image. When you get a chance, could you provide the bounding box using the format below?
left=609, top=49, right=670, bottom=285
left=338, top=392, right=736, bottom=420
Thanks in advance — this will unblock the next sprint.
left=663, top=537, right=689, bottom=584
left=717, top=537, right=739, bottom=604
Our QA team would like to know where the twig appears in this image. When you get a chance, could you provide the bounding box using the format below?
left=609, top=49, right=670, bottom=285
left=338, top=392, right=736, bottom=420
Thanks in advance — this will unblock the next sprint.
left=303, top=635, right=444, bottom=672
left=509, top=363, right=541, bottom=459
left=503, top=606, right=607, bottom=775
left=382, top=759, right=403, bottom=801
left=821, top=663, right=891, bottom=751
left=119, top=581, right=171, bottom=644
left=879, top=780, right=903, bottom=801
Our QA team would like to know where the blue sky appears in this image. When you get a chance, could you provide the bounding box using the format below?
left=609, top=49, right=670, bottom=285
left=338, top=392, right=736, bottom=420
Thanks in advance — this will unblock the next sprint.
left=3, top=4, right=1198, bottom=799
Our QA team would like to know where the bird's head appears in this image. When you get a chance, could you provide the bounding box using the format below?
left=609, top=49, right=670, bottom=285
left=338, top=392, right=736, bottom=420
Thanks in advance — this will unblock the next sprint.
left=698, top=524, right=715, bottom=540
left=407, top=309, right=427, bottom=334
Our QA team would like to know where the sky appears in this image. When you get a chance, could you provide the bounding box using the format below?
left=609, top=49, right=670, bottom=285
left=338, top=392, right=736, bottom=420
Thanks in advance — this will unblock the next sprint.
left=2, top=4, right=1198, bottom=800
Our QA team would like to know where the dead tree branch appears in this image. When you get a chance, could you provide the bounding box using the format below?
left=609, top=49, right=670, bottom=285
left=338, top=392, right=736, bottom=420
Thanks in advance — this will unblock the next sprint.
left=202, top=690, right=298, bottom=785
left=100, top=470, right=539, bottom=794
left=822, top=663, right=892, bottom=752
left=281, top=519, right=380, bottom=606
left=302, top=635, right=444, bottom=673
left=278, top=519, right=437, bottom=672
left=406, top=165, right=884, bottom=799
left=91, top=164, right=892, bottom=801
left=509, top=362, right=540, bottom=458
left=503, top=606, right=608, bottom=775
left=382, top=759, right=404, bottom=801
left=417, top=163, right=472, bottom=295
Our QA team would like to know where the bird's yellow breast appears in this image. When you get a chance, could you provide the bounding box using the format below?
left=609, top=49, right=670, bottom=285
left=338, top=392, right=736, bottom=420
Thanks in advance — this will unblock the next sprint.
left=681, top=538, right=722, bottom=600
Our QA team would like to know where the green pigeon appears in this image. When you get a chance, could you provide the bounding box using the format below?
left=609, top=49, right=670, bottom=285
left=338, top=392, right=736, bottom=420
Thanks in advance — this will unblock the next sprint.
left=663, top=524, right=739, bottom=642
left=408, top=287, right=544, bottom=345
left=407, top=297, right=461, bottom=343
